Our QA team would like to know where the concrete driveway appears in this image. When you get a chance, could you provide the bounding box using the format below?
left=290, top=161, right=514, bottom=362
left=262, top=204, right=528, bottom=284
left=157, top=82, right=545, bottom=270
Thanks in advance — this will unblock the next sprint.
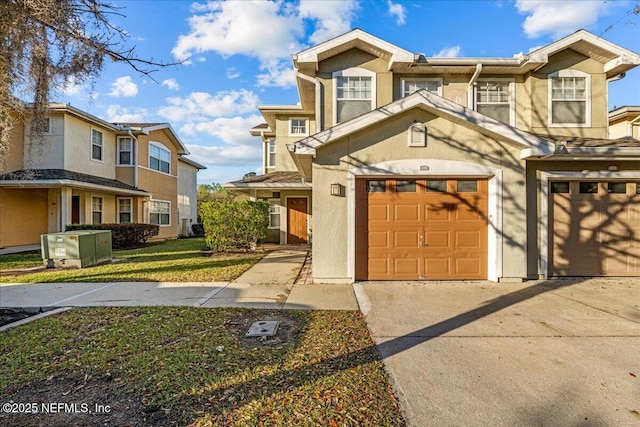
left=354, top=278, right=640, bottom=427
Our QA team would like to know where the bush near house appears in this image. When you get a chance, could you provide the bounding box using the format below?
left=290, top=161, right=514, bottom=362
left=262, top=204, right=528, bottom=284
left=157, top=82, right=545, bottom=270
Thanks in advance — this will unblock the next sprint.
left=65, top=223, right=159, bottom=249
left=200, top=200, right=268, bottom=252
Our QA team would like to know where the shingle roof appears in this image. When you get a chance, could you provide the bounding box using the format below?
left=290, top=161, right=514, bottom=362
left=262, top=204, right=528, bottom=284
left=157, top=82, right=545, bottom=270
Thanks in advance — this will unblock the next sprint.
left=0, top=169, right=146, bottom=192
left=228, top=171, right=308, bottom=185
left=535, top=134, right=640, bottom=148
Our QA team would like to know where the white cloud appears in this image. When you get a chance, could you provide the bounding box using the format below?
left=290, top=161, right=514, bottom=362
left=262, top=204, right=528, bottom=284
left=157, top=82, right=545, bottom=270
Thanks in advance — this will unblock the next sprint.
left=157, top=89, right=260, bottom=122
left=59, top=76, right=84, bottom=96
left=180, top=115, right=262, bottom=146
left=226, top=67, right=240, bottom=79
left=387, top=0, right=406, bottom=26
left=433, top=45, right=462, bottom=58
left=172, top=1, right=302, bottom=61
left=298, top=0, right=359, bottom=45
left=104, top=105, right=149, bottom=122
left=172, top=0, right=359, bottom=88
left=161, top=78, right=180, bottom=91
left=184, top=143, right=262, bottom=166
left=108, top=76, right=139, bottom=98
left=515, top=0, right=612, bottom=39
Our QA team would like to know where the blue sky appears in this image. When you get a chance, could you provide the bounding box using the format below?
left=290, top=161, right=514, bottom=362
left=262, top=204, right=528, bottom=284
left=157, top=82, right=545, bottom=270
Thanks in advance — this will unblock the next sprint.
left=56, top=0, right=640, bottom=185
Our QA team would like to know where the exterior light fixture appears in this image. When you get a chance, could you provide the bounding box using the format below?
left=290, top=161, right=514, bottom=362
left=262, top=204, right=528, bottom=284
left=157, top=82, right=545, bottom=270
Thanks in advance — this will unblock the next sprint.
left=330, top=183, right=342, bottom=196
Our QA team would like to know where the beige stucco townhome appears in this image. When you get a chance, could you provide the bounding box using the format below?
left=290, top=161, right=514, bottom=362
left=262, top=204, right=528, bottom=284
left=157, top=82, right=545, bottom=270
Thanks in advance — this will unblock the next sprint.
left=0, top=104, right=205, bottom=251
left=224, top=28, right=640, bottom=284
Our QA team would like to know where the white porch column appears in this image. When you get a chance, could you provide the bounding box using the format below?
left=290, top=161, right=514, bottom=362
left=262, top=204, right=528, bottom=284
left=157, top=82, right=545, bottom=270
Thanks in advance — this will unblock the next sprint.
left=60, top=187, right=72, bottom=231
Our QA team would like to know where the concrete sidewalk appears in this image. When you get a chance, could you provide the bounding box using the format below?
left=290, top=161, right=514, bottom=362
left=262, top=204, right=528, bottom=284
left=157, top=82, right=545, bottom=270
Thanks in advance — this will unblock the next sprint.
left=0, top=248, right=359, bottom=311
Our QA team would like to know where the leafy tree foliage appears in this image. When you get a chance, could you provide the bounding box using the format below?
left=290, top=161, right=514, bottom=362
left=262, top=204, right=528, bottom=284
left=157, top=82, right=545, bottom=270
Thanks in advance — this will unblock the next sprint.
left=200, top=200, right=269, bottom=252
left=0, top=0, right=176, bottom=169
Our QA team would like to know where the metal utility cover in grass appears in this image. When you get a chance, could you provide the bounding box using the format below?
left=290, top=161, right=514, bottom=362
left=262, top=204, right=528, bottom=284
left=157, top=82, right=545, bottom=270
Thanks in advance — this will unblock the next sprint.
left=246, top=320, right=280, bottom=337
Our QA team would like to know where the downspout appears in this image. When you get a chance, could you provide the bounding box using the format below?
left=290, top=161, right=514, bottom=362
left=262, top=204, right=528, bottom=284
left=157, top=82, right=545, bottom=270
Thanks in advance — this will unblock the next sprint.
left=296, top=71, right=322, bottom=131
left=468, top=64, right=482, bottom=109
left=605, top=72, right=625, bottom=137
left=127, top=129, right=139, bottom=188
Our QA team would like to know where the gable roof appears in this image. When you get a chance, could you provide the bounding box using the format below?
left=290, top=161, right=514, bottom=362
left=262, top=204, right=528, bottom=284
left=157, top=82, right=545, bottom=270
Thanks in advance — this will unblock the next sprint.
left=290, top=89, right=555, bottom=160
left=116, top=122, right=189, bottom=155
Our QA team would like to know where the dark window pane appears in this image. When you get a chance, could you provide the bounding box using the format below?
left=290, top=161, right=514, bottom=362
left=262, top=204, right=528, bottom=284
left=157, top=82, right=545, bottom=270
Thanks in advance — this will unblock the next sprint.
left=119, top=213, right=131, bottom=223
left=161, top=161, right=170, bottom=174
left=396, top=180, right=416, bottom=192
left=427, top=180, right=447, bottom=192
left=92, top=212, right=102, bottom=224
left=579, top=182, right=598, bottom=194
left=608, top=182, right=626, bottom=194
left=92, top=144, right=102, bottom=160
left=457, top=180, right=478, bottom=193
left=636, top=183, right=640, bottom=194
left=119, top=152, right=131, bottom=164
left=150, top=213, right=159, bottom=225
left=551, top=182, right=570, bottom=193
left=150, top=157, right=159, bottom=171
left=366, top=180, right=386, bottom=193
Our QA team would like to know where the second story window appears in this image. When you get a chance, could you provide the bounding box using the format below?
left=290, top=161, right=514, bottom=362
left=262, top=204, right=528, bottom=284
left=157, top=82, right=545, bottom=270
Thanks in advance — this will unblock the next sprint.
left=267, top=139, right=276, bottom=168
left=549, top=70, right=590, bottom=126
left=118, top=137, right=132, bottom=165
left=402, top=79, right=442, bottom=97
left=289, top=118, right=308, bottom=136
left=334, top=68, right=376, bottom=124
left=149, top=142, right=170, bottom=174
left=91, top=129, right=103, bottom=161
left=475, top=81, right=513, bottom=125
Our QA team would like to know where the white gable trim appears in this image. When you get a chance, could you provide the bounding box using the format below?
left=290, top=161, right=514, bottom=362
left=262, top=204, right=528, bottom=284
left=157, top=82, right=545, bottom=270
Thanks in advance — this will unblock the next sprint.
left=346, top=159, right=503, bottom=283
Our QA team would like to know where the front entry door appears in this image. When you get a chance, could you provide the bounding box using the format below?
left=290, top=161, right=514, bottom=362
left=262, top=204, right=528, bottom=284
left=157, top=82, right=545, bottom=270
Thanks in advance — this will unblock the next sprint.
left=287, top=198, right=308, bottom=244
left=71, top=195, right=80, bottom=224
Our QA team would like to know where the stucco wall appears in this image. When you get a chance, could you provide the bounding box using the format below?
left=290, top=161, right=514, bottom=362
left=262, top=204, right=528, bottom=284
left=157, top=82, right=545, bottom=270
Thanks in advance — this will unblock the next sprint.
left=63, top=114, right=117, bottom=178
left=0, top=188, right=49, bottom=247
left=273, top=115, right=315, bottom=172
left=2, top=113, right=25, bottom=174
left=24, top=113, right=65, bottom=170
left=312, top=108, right=528, bottom=282
left=178, top=160, right=198, bottom=235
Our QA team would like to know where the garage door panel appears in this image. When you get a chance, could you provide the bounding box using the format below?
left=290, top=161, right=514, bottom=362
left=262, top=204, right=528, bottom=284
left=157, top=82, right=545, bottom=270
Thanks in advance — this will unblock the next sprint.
left=357, top=178, right=488, bottom=280
left=369, top=231, right=389, bottom=249
left=394, top=231, right=420, bottom=248
left=369, top=204, right=389, bottom=221
left=551, top=181, right=640, bottom=277
left=424, top=257, right=451, bottom=275
left=394, top=257, right=420, bottom=275
left=425, top=231, right=449, bottom=248
left=394, top=204, right=421, bottom=221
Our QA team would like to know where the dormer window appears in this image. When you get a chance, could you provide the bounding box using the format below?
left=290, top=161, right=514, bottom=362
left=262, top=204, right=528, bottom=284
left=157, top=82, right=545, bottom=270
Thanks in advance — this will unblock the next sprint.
left=289, top=118, right=308, bottom=136
left=333, top=68, right=376, bottom=124
left=549, top=70, right=590, bottom=127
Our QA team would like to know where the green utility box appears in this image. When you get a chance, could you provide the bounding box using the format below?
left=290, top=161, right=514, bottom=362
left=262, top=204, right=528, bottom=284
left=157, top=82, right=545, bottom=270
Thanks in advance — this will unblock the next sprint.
left=41, top=230, right=112, bottom=268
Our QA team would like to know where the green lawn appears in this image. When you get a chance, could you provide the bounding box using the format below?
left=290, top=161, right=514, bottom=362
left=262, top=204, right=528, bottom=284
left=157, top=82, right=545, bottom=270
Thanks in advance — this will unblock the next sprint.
left=0, top=307, right=405, bottom=426
left=0, top=238, right=263, bottom=283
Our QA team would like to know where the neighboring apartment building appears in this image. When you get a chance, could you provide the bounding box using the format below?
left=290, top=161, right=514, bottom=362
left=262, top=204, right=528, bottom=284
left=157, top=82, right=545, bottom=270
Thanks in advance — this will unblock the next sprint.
left=225, top=29, right=640, bottom=283
left=609, top=106, right=640, bottom=139
left=0, top=104, right=205, bottom=250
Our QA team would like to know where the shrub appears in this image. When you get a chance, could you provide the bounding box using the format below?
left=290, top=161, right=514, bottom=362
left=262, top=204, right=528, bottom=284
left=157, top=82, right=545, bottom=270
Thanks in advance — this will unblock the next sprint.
left=200, top=200, right=269, bottom=252
left=65, top=223, right=160, bottom=249
left=191, top=223, right=205, bottom=237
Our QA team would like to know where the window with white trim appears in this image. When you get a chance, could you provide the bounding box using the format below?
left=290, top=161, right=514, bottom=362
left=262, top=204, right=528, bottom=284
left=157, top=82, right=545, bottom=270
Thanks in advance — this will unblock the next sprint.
left=267, top=139, right=276, bottom=168
left=402, top=79, right=442, bottom=97
left=149, top=200, right=170, bottom=226
left=149, top=142, right=170, bottom=174
left=118, top=137, right=133, bottom=165
left=91, top=129, right=103, bottom=161
left=549, top=70, right=590, bottom=126
left=334, top=68, right=376, bottom=124
left=118, top=198, right=132, bottom=223
left=475, top=80, right=513, bottom=125
left=268, top=199, right=280, bottom=229
left=289, top=118, right=308, bottom=136
left=91, top=196, right=103, bottom=224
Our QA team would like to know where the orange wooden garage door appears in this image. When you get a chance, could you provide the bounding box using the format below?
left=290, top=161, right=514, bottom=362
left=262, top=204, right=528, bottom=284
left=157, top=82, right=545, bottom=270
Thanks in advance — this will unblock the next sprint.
left=355, top=178, right=488, bottom=280
left=550, top=181, right=640, bottom=276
